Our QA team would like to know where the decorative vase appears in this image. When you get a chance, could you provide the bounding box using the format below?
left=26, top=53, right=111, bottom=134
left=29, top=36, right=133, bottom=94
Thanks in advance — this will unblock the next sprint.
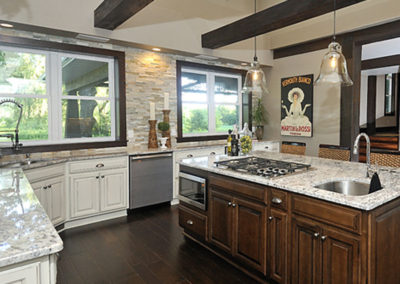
left=148, top=120, right=158, bottom=149
left=160, top=137, right=168, bottom=149
left=255, top=125, right=264, bottom=141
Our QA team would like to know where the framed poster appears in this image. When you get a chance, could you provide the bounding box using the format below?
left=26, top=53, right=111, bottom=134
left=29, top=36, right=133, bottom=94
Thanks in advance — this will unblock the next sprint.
left=281, top=74, right=313, bottom=137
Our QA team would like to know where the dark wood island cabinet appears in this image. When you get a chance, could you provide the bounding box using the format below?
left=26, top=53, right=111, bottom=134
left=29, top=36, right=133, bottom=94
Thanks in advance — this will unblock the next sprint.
left=178, top=169, right=400, bottom=284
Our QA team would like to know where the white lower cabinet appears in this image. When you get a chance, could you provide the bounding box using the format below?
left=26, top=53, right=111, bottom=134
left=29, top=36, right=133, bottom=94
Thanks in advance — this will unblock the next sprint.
left=70, top=167, right=127, bottom=219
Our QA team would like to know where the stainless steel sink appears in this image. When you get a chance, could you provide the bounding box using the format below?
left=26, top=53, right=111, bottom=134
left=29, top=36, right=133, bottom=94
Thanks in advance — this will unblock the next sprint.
left=315, top=180, right=373, bottom=196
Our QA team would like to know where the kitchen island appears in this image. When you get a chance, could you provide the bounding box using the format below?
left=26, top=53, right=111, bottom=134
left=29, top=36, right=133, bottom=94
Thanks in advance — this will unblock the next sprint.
left=0, top=168, right=63, bottom=284
left=178, top=151, right=400, bottom=284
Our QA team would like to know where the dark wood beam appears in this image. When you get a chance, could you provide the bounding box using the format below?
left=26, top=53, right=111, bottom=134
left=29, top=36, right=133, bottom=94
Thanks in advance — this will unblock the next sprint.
left=367, top=76, right=377, bottom=135
left=94, top=0, right=153, bottom=30
left=361, top=55, right=400, bottom=70
left=201, top=0, right=364, bottom=49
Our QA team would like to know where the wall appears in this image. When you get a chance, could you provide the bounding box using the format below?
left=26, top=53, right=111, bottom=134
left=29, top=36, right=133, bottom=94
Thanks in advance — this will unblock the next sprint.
left=359, top=73, right=368, bottom=126
left=264, top=49, right=341, bottom=156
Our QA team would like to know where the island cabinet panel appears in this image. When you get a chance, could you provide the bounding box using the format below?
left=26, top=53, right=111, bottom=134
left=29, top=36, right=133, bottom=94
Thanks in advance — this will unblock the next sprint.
left=209, top=189, right=233, bottom=252
left=291, top=215, right=322, bottom=284
left=268, top=208, right=288, bottom=284
left=233, top=197, right=267, bottom=274
left=178, top=205, right=207, bottom=240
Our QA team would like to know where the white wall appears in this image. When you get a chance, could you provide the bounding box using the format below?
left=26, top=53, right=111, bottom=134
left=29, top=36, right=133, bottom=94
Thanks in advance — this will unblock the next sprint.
left=360, top=74, right=368, bottom=126
left=264, top=49, right=341, bottom=156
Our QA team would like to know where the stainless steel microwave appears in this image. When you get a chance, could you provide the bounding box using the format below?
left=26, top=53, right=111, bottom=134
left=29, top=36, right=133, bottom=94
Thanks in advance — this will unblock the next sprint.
left=178, top=172, right=207, bottom=210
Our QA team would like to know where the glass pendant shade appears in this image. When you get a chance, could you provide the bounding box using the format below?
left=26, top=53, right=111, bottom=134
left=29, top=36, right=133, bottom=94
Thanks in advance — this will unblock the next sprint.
left=315, top=41, right=353, bottom=86
left=242, top=58, right=268, bottom=94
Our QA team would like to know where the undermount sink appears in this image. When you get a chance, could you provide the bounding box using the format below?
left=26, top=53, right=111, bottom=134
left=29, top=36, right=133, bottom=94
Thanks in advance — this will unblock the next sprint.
left=314, top=180, right=373, bottom=196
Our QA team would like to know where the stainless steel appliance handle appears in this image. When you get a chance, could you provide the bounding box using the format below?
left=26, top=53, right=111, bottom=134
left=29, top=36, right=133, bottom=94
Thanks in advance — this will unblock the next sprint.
left=131, top=153, right=172, bottom=160
left=179, top=172, right=206, bottom=184
left=271, top=197, right=282, bottom=204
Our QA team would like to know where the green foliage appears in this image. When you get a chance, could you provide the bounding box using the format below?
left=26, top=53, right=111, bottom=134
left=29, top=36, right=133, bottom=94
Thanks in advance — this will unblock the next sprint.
left=252, top=98, right=267, bottom=126
left=183, top=108, right=208, bottom=134
left=158, top=122, right=170, bottom=132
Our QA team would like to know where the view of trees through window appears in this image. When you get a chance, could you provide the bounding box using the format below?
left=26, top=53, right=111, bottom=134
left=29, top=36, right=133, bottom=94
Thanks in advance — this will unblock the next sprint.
left=0, top=47, right=115, bottom=144
left=181, top=70, right=241, bottom=136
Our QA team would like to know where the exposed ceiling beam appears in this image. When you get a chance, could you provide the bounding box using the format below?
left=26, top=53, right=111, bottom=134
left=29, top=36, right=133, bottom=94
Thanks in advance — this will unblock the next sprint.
left=94, top=0, right=154, bottom=30
left=201, top=0, right=365, bottom=49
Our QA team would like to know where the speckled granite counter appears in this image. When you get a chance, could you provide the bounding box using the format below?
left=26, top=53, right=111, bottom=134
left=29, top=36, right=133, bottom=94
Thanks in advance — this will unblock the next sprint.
left=180, top=151, right=400, bottom=211
left=0, top=168, right=63, bottom=267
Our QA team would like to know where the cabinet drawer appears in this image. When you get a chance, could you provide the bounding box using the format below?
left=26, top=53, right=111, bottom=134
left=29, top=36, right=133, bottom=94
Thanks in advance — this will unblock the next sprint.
left=269, top=188, right=288, bottom=211
left=292, top=195, right=362, bottom=234
left=179, top=206, right=207, bottom=240
left=69, top=156, right=127, bottom=174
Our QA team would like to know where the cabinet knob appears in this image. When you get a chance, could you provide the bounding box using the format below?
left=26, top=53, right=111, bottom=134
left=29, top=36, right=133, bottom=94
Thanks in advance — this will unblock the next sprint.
left=101, top=175, right=105, bottom=179
left=268, top=216, right=274, bottom=221
left=187, top=220, right=193, bottom=225
left=96, top=163, right=104, bottom=168
left=232, top=203, right=236, bottom=208
left=321, top=235, right=327, bottom=241
left=314, top=232, right=320, bottom=238
left=43, top=186, right=48, bottom=190
left=48, top=185, right=52, bottom=189
left=228, top=202, right=232, bottom=207
left=271, top=197, right=282, bottom=204
left=210, top=152, right=216, bottom=155
left=187, top=154, right=193, bottom=158
left=96, top=176, right=100, bottom=179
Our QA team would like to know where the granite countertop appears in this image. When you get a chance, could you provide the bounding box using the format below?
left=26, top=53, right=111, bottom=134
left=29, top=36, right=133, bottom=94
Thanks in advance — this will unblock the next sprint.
left=180, top=151, right=400, bottom=211
left=0, top=168, right=63, bottom=267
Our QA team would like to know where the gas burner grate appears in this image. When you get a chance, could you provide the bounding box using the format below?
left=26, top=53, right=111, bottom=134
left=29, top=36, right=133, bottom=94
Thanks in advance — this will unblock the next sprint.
left=214, top=157, right=310, bottom=178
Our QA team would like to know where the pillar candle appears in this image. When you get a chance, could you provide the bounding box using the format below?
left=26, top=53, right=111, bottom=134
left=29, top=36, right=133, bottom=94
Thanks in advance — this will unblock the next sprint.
left=164, top=93, right=169, bottom=110
left=149, top=102, right=155, bottom=120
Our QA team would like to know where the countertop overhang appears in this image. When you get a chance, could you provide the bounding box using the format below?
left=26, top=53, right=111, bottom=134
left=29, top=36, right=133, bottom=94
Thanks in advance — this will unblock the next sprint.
left=0, top=168, right=63, bottom=268
left=179, top=151, right=400, bottom=211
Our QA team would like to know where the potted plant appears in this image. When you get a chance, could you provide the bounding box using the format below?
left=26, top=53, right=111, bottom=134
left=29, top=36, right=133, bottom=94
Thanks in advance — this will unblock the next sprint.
left=252, top=98, right=267, bottom=141
left=158, top=122, right=170, bottom=149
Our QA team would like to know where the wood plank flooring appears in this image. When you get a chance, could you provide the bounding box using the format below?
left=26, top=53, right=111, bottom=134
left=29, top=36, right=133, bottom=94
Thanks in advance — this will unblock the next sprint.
left=57, top=204, right=259, bottom=284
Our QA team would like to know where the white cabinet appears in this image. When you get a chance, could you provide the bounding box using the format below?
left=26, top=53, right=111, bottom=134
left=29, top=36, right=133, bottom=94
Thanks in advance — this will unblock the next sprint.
left=70, top=172, right=100, bottom=219
left=0, top=261, right=41, bottom=284
left=69, top=157, right=128, bottom=220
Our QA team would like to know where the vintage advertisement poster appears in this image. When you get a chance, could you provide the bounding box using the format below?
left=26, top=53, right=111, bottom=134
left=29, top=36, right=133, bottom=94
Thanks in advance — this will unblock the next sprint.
left=281, top=74, right=313, bottom=137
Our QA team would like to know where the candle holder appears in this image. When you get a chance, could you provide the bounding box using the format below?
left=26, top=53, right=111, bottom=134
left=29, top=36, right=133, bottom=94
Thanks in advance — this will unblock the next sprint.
left=162, top=109, right=171, bottom=148
left=148, top=120, right=158, bottom=149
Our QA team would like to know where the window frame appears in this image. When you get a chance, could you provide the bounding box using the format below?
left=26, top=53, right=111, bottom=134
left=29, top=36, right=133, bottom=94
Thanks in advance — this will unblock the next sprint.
left=384, top=73, right=396, bottom=116
left=177, top=60, right=248, bottom=143
left=0, top=34, right=126, bottom=155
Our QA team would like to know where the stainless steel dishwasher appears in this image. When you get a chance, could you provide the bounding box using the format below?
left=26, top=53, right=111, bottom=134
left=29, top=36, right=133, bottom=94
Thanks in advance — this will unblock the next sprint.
left=129, top=152, right=173, bottom=209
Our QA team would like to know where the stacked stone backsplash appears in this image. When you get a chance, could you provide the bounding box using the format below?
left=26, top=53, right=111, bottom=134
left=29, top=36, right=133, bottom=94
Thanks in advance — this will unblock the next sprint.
left=0, top=28, right=261, bottom=161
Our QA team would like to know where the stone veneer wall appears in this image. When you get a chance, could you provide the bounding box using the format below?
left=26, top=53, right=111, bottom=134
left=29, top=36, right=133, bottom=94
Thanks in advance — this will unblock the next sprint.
left=0, top=28, right=261, bottom=161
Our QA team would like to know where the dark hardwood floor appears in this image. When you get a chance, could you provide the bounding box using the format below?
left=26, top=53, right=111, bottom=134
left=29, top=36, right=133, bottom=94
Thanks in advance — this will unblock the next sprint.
left=57, top=204, right=259, bottom=284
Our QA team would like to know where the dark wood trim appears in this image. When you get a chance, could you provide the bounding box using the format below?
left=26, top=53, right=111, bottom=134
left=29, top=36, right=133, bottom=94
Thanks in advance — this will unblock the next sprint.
left=361, top=55, right=400, bottom=70
left=201, top=0, right=364, bottom=49
left=274, top=19, right=400, bottom=59
left=319, top=144, right=350, bottom=150
left=0, top=34, right=127, bottom=153
left=176, top=60, right=247, bottom=143
left=94, top=0, right=154, bottom=30
left=367, top=76, right=377, bottom=135
left=282, top=141, right=306, bottom=147
left=360, top=126, right=398, bottom=134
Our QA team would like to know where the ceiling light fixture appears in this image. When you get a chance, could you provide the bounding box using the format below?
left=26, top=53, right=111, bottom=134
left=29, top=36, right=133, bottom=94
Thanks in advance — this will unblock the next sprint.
left=242, top=0, right=268, bottom=94
left=315, top=0, right=353, bottom=86
left=0, top=23, right=14, bottom=28
left=152, top=47, right=161, bottom=52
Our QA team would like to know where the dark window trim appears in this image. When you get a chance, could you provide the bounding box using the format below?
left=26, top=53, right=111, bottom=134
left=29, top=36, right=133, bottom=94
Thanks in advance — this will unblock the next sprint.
left=384, top=73, right=396, bottom=116
left=0, top=34, right=127, bottom=154
left=176, top=60, right=248, bottom=143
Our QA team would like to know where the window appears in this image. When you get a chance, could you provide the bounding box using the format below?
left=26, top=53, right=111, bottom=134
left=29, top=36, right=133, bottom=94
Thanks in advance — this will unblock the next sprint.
left=177, top=61, right=248, bottom=142
left=0, top=40, right=125, bottom=151
left=384, top=73, right=395, bottom=116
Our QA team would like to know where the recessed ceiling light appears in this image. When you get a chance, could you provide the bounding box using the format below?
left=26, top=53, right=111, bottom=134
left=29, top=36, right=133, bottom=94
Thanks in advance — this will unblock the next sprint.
left=0, top=23, right=14, bottom=28
left=152, top=48, right=161, bottom=52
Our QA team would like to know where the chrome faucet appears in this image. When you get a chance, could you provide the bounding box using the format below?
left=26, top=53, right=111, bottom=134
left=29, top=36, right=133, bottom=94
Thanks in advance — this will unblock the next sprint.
left=0, top=99, right=23, bottom=150
left=353, top=133, right=371, bottom=178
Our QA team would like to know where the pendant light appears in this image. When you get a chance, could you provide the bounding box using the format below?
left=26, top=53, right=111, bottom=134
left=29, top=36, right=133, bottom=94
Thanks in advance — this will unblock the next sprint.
left=315, top=0, right=353, bottom=86
left=242, top=0, right=268, bottom=94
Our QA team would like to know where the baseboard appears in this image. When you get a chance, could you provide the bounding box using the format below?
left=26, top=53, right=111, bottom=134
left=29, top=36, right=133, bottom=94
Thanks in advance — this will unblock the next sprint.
left=63, top=210, right=127, bottom=230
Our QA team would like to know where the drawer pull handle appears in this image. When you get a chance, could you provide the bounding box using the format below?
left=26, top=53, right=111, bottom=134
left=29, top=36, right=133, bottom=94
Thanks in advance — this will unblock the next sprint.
left=314, top=232, right=320, bottom=238
left=210, top=152, right=216, bottom=155
left=187, top=154, right=193, bottom=158
left=96, top=176, right=100, bottom=179
left=265, top=146, right=269, bottom=149
left=272, top=197, right=282, bottom=204
left=101, top=175, right=105, bottom=179
left=187, top=220, right=194, bottom=225
left=96, top=163, right=105, bottom=168
left=43, top=186, right=48, bottom=190
left=321, top=235, right=327, bottom=241
left=268, top=216, right=274, bottom=221
left=48, top=185, right=52, bottom=189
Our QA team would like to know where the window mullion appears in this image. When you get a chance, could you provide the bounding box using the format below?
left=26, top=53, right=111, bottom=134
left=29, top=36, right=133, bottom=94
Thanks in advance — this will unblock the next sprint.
left=50, top=52, right=62, bottom=142
left=208, top=72, right=215, bottom=133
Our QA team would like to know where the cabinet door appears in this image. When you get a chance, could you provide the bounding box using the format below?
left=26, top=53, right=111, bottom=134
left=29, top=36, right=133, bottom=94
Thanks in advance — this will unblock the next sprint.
left=269, top=209, right=288, bottom=284
left=233, top=196, right=267, bottom=274
left=31, top=181, right=47, bottom=212
left=322, top=228, right=360, bottom=284
left=209, top=189, right=233, bottom=253
left=100, top=168, right=127, bottom=212
left=70, top=172, right=100, bottom=219
left=46, top=176, right=66, bottom=226
left=0, top=261, right=40, bottom=284
left=291, top=215, right=322, bottom=284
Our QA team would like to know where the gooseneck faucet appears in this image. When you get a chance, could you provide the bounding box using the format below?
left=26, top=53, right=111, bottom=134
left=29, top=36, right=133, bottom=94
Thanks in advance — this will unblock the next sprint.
left=0, top=99, right=23, bottom=150
left=353, top=133, right=371, bottom=178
